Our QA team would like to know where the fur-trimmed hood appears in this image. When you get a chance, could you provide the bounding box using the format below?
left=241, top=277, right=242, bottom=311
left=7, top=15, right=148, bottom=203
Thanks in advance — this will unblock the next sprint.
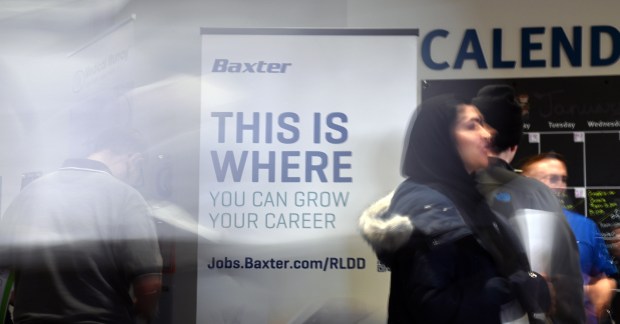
left=358, top=180, right=472, bottom=256
left=358, top=191, right=414, bottom=253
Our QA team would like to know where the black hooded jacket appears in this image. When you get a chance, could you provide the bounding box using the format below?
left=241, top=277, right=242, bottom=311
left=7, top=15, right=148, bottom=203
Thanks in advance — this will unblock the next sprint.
left=359, top=95, right=550, bottom=323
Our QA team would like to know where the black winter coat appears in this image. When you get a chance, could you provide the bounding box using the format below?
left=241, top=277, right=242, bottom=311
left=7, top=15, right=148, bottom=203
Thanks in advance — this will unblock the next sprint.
left=359, top=179, right=550, bottom=324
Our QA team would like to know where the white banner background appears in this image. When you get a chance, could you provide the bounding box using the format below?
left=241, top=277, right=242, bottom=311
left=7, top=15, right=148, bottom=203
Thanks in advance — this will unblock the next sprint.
left=199, top=29, right=417, bottom=323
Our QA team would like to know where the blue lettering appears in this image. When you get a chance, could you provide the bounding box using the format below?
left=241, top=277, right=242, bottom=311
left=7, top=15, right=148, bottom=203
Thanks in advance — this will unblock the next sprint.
left=591, top=25, right=620, bottom=66
left=313, top=112, right=348, bottom=144
left=212, top=59, right=228, bottom=72
left=277, top=112, right=300, bottom=144
left=264, top=213, right=276, bottom=228
left=265, top=112, right=273, bottom=143
left=521, top=27, right=546, bottom=67
left=213, top=112, right=300, bottom=144
left=243, top=62, right=257, bottom=72
left=325, top=112, right=348, bottom=144
left=211, top=59, right=292, bottom=73
left=492, top=28, right=516, bottom=68
left=237, top=112, right=260, bottom=143
left=210, top=191, right=245, bottom=207
left=333, top=151, right=352, bottom=183
left=210, top=151, right=352, bottom=183
left=252, top=191, right=287, bottom=207
left=228, top=62, right=242, bottom=72
left=211, top=112, right=233, bottom=143
left=422, top=29, right=450, bottom=70
left=252, top=150, right=275, bottom=182
left=454, top=29, right=487, bottom=69
left=211, top=151, right=248, bottom=182
left=313, top=113, right=321, bottom=144
left=281, top=151, right=301, bottom=182
left=422, top=26, right=620, bottom=70
left=551, top=26, right=582, bottom=67
left=305, top=151, right=328, bottom=182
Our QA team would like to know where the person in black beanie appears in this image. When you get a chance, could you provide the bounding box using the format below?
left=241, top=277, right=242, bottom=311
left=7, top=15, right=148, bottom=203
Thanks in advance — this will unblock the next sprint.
left=474, top=84, right=586, bottom=324
left=360, top=94, right=552, bottom=323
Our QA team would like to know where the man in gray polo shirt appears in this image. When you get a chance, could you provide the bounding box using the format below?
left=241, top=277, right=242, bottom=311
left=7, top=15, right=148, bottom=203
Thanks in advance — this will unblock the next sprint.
left=0, top=128, right=162, bottom=324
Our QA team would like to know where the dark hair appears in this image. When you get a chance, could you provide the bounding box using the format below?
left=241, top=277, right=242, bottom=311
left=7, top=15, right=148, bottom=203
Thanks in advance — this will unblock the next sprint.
left=87, top=127, right=148, bottom=156
left=402, top=95, right=529, bottom=278
left=518, top=151, right=567, bottom=173
left=472, top=84, right=522, bottom=154
left=401, top=94, right=472, bottom=184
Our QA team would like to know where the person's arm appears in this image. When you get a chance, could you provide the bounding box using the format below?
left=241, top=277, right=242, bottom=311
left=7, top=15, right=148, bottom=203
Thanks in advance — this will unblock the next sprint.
left=587, top=221, right=619, bottom=318
left=586, top=276, right=617, bottom=318
left=592, top=221, right=619, bottom=278
left=118, top=191, right=163, bottom=323
left=132, top=274, right=162, bottom=323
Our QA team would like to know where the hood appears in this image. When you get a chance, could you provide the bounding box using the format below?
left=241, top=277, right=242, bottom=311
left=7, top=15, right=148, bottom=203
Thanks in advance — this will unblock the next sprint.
left=358, top=191, right=414, bottom=253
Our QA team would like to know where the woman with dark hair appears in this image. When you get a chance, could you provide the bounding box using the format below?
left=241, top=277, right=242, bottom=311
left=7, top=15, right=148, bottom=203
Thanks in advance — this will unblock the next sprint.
left=359, top=94, right=552, bottom=323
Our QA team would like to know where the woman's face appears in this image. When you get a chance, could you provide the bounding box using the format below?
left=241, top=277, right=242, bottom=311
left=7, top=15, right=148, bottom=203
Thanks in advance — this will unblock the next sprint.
left=453, top=104, right=492, bottom=174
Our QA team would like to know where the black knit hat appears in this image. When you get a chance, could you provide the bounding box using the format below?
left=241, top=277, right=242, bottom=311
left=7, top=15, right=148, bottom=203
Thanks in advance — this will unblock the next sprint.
left=472, top=84, right=523, bottom=153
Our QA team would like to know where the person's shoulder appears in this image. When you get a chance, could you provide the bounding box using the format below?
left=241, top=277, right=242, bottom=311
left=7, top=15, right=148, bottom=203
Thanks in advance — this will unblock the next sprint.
left=393, top=180, right=454, bottom=210
left=477, top=164, right=516, bottom=184
left=562, top=210, right=603, bottom=238
left=81, top=172, right=148, bottom=208
left=358, top=180, right=462, bottom=254
left=488, top=163, right=518, bottom=177
left=392, top=180, right=467, bottom=236
left=478, top=165, right=543, bottom=192
left=87, top=168, right=139, bottom=190
left=390, top=181, right=460, bottom=224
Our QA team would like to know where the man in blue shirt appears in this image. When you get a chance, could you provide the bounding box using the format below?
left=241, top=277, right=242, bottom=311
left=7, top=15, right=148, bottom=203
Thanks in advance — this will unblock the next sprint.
left=522, top=152, right=618, bottom=324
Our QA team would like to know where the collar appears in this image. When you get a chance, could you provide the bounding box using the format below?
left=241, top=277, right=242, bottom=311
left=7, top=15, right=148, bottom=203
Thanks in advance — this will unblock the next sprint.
left=59, top=159, right=112, bottom=175
left=488, top=156, right=514, bottom=171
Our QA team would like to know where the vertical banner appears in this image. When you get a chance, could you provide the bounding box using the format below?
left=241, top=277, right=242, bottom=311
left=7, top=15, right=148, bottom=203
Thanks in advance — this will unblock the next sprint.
left=199, top=28, right=418, bottom=323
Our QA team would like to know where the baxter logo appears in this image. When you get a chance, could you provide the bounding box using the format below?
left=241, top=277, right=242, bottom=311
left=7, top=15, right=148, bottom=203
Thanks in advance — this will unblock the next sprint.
left=211, top=59, right=292, bottom=73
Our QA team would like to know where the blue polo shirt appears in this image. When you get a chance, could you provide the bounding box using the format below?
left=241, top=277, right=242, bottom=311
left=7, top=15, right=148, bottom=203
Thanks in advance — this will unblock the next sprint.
left=563, top=209, right=617, bottom=278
